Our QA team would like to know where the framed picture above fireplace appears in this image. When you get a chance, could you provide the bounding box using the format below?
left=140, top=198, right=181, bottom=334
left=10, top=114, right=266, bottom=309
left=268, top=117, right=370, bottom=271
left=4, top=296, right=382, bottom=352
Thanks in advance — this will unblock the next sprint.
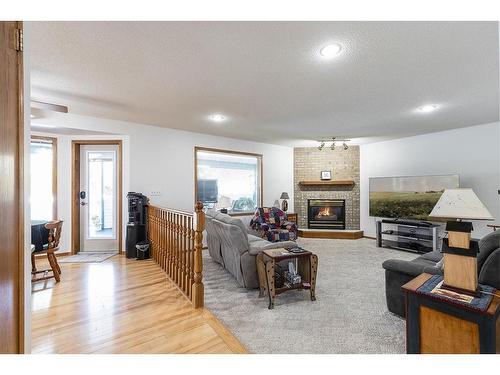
left=320, top=170, right=331, bottom=180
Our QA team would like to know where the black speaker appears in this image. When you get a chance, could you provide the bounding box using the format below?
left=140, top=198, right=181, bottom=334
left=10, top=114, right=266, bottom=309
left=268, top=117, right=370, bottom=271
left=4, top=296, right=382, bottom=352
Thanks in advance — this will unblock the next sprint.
left=126, top=223, right=146, bottom=259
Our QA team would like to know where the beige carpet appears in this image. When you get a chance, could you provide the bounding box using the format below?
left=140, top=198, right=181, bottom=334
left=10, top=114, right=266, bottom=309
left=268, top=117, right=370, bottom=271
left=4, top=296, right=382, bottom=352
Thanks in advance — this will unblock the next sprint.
left=203, top=238, right=417, bottom=354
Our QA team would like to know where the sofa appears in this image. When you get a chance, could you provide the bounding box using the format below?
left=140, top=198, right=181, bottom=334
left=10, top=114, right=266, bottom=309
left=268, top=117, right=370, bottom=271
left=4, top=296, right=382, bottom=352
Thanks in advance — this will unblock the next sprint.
left=249, top=207, right=298, bottom=242
left=382, top=230, right=500, bottom=317
left=205, top=210, right=296, bottom=288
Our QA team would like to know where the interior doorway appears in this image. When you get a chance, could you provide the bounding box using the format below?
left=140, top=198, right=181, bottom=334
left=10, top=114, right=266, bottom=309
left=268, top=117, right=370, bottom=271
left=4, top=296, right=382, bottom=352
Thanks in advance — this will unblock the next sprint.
left=72, top=140, right=123, bottom=254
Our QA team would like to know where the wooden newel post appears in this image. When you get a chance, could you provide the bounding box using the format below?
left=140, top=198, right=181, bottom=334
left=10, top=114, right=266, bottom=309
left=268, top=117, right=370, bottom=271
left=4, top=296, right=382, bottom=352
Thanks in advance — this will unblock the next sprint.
left=192, top=201, right=205, bottom=308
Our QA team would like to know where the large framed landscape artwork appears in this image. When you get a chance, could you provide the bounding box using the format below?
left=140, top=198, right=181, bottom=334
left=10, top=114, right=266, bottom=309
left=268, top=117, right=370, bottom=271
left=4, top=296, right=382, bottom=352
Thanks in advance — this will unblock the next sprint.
left=369, top=174, right=459, bottom=220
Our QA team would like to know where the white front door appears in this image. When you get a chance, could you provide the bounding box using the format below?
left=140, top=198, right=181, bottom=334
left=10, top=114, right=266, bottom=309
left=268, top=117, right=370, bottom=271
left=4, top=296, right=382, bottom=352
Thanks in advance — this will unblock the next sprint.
left=79, top=144, right=118, bottom=252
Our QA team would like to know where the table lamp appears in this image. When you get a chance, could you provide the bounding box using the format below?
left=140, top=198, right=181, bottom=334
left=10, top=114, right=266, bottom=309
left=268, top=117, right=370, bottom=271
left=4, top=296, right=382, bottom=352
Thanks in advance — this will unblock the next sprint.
left=280, top=192, right=290, bottom=212
left=429, top=188, right=494, bottom=295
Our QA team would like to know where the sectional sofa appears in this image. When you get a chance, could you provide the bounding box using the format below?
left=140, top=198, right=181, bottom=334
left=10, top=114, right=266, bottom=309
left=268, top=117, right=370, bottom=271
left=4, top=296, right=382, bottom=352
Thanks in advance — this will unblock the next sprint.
left=205, top=210, right=296, bottom=288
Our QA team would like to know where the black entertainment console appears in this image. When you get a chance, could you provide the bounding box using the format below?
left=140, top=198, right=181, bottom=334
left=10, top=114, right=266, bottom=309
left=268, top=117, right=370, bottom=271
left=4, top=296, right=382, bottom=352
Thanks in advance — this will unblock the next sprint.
left=376, top=219, right=440, bottom=253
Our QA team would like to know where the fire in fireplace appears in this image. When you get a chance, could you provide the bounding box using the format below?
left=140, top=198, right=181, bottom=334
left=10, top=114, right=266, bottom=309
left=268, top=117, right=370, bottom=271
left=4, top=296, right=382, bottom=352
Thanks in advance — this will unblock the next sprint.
left=308, top=199, right=345, bottom=229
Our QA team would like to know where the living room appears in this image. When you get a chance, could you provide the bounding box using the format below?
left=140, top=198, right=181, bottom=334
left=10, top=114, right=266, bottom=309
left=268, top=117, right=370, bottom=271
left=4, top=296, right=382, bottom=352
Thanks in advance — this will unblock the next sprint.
left=1, top=2, right=500, bottom=372
left=26, top=20, right=499, bottom=354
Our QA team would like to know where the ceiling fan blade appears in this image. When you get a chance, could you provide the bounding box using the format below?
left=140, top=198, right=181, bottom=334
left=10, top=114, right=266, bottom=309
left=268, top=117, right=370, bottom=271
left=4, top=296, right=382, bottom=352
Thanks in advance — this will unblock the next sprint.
left=31, top=100, right=68, bottom=113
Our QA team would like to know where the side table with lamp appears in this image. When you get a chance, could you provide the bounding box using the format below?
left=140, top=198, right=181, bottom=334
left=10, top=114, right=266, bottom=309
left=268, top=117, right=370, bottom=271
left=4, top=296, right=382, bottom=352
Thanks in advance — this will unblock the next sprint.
left=403, top=188, right=499, bottom=353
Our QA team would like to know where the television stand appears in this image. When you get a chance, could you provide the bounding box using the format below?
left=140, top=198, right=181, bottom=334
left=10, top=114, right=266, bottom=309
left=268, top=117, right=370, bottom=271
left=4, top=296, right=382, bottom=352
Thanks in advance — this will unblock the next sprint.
left=376, top=219, right=440, bottom=253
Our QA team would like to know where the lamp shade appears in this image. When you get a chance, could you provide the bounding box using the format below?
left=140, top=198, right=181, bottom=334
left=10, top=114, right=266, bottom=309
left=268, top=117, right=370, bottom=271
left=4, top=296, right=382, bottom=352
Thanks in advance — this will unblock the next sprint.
left=280, top=192, right=290, bottom=200
left=429, top=188, right=494, bottom=220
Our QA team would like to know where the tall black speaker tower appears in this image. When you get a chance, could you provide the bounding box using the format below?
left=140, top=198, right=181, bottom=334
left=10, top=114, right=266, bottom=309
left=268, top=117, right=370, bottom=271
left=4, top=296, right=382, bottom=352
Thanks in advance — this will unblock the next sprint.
left=126, top=192, right=149, bottom=258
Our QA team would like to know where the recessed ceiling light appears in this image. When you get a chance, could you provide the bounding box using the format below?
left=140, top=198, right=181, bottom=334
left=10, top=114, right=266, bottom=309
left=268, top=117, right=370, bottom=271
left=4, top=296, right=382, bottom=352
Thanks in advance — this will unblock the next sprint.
left=30, top=114, right=35, bottom=119
left=209, top=114, right=226, bottom=123
left=319, top=43, right=342, bottom=58
left=418, top=104, right=439, bottom=113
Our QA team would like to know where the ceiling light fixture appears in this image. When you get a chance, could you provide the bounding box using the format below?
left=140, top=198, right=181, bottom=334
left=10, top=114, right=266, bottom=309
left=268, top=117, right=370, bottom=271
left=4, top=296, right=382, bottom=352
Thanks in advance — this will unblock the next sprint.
left=319, top=43, right=342, bottom=59
left=209, top=113, right=226, bottom=123
left=418, top=104, right=439, bottom=113
left=30, top=114, right=35, bottom=119
left=317, top=137, right=350, bottom=151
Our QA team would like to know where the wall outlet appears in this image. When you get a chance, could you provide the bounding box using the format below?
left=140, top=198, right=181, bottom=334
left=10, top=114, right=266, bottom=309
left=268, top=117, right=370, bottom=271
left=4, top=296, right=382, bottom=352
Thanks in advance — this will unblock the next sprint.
left=150, top=191, right=162, bottom=197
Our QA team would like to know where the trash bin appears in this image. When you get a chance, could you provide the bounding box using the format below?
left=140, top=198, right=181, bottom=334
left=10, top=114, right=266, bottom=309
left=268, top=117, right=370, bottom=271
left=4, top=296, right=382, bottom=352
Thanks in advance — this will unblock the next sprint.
left=126, top=223, right=146, bottom=259
left=136, top=241, right=150, bottom=260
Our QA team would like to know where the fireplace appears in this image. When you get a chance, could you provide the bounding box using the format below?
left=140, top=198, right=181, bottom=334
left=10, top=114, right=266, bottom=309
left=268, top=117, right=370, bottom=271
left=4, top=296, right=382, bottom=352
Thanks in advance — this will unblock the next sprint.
left=307, top=199, right=345, bottom=230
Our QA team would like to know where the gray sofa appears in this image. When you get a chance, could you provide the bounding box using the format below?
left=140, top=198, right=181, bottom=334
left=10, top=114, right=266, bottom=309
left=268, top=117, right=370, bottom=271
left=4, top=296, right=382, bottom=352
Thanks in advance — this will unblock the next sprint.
left=205, top=210, right=296, bottom=288
left=382, top=230, right=500, bottom=317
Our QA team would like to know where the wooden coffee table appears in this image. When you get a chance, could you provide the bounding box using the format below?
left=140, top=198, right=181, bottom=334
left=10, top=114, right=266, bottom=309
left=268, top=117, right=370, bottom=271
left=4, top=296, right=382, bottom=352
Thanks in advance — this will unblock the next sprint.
left=256, top=248, right=318, bottom=309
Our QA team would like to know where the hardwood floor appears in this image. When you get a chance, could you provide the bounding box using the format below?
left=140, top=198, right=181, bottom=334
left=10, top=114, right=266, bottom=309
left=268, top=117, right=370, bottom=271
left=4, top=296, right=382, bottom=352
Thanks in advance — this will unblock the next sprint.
left=31, top=254, right=247, bottom=354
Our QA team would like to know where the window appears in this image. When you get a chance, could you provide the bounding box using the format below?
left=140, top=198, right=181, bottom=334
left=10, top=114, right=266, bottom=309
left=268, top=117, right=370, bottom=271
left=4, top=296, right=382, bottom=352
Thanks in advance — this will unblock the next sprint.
left=195, top=147, right=262, bottom=214
left=87, top=150, right=116, bottom=239
left=30, top=136, right=57, bottom=221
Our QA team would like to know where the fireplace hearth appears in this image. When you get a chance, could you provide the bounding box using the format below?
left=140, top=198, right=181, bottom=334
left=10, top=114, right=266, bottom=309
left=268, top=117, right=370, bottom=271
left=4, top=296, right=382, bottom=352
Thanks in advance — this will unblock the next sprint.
left=308, top=199, right=345, bottom=230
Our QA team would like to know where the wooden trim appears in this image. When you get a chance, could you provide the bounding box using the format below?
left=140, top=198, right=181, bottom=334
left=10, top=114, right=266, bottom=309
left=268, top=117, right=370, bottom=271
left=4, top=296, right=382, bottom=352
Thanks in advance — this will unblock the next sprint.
left=298, top=180, right=355, bottom=187
left=71, top=142, right=80, bottom=254
left=194, top=146, right=263, bottom=211
left=30, top=135, right=58, bottom=220
left=71, top=140, right=123, bottom=254
left=201, top=308, right=248, bottom=353
left=0, top=20, right=25, bottom=353
left=363, top=235, right=376, bottom=240
left=298, top=229, right=364, bottom=239
left=17, top=21, right=25, bottom=354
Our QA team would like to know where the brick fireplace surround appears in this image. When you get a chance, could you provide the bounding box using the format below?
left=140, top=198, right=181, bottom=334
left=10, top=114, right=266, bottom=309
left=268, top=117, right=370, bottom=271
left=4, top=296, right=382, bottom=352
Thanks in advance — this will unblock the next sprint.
left=293, top=147, right=360, bottom=230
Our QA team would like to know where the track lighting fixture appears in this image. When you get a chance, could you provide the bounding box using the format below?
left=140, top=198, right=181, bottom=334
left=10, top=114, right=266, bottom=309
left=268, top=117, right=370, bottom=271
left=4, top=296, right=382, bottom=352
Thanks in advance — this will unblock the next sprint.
left=316, top=137, right=350, bottom=151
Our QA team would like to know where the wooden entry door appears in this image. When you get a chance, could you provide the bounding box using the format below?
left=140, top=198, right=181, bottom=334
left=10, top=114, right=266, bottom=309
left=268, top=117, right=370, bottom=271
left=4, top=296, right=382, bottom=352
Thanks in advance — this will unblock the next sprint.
left=0, top=21, right=24, bottom=353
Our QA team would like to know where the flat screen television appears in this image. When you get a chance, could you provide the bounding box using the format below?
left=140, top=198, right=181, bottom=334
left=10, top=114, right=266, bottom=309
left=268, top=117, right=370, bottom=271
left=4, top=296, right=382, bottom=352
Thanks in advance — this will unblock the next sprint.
left=197, top=179, right=218, bottom=203
left=369, top=174, right=459, bottom=220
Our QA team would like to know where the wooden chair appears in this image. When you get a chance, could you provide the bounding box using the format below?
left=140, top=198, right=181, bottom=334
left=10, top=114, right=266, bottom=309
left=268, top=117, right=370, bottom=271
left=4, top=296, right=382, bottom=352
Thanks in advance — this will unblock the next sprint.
left=31, top=220, right=63, bottom=283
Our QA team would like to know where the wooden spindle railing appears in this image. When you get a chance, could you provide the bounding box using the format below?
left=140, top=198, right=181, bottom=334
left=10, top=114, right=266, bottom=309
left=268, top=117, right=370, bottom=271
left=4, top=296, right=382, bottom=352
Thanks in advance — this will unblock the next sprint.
left=147, top=202, right=205, bottom=308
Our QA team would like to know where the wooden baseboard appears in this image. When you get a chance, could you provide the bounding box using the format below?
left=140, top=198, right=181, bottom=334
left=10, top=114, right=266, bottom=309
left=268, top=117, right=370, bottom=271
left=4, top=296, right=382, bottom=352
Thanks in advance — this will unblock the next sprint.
left=363, top=235, right=376, bottom=240
left=298, top=229, right=363, bottom=239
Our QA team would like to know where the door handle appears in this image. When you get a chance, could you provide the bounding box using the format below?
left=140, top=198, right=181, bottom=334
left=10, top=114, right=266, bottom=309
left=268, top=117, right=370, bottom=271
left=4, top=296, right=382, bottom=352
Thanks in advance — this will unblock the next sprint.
left=80, top=202, right=87, bottom=206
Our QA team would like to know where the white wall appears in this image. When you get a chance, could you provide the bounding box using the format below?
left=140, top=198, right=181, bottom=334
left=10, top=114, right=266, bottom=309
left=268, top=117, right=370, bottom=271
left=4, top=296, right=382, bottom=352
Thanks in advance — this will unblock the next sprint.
left=33, top=112, right=294, bottom=252
left=360, top=122, right=500, bottom=239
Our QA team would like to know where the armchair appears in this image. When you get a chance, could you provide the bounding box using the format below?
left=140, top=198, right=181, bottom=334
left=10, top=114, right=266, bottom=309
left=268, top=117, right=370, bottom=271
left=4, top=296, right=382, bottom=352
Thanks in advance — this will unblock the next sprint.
left=250, top=207, right=298, bottom=242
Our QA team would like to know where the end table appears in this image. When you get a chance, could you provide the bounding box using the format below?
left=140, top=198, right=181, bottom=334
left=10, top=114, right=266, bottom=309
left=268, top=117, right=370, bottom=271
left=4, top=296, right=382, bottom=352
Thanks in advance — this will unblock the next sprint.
left=402, top=273, right=500, bottom=354
left=286, top=213, right=298, bottom=224
left=256, top=248, right=318, bottom=309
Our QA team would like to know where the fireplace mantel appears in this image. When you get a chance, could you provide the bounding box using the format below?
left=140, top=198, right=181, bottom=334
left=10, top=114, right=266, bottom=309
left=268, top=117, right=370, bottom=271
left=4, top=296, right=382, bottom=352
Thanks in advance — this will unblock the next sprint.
left=298, top=180, right=355, bottom=187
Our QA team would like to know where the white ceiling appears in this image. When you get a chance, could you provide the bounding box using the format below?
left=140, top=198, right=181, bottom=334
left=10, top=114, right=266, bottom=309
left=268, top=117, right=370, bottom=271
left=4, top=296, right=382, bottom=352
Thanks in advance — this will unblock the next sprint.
left=30, top=21, right=499, bottom=146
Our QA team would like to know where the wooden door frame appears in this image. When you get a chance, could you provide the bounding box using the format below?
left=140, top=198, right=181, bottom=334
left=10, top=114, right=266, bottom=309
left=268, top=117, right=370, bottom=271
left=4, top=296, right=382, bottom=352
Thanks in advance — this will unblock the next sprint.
left=71, top=140, right=123, bottom=255
left=0, top=21, right=25, bottom=353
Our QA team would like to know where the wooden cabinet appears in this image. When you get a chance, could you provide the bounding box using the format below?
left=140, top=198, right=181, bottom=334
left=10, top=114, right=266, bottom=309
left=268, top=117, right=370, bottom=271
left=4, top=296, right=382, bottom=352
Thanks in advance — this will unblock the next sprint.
left=403, top=274, right=500, bottom=354
left=286, top=213, right=298, bottom=224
